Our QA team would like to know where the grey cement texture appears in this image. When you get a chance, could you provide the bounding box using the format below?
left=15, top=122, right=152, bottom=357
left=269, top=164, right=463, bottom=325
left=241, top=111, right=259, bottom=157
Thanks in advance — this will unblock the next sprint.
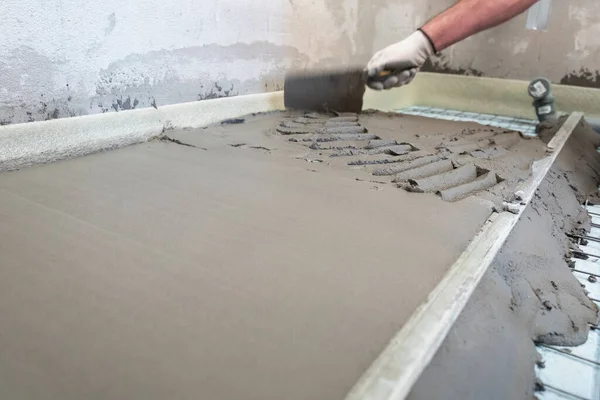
left=405, top=163, right=478, bottom=193
left=0, top=113, right=494, bottom=399
left=0, top=111, right=593, bottom=399
left=283, top=109, right=548, bottom=205
left=408, top=118, right=600, bottom=400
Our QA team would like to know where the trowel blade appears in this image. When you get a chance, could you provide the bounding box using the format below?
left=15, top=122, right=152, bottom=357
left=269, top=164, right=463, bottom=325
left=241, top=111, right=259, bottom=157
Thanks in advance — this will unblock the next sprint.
left=283, top=68, right=367, bottom=114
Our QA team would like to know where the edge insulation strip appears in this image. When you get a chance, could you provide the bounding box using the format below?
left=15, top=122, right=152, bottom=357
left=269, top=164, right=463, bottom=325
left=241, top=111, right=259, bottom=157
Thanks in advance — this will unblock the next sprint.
left=0, top=91, right=284, bottom=172
left=2, top=73, right=600, bottom=172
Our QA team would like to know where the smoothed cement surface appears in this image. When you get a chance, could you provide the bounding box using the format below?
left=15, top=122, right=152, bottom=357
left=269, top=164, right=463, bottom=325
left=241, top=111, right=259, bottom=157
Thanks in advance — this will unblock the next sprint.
left=0, top=117, right=493, bottom=399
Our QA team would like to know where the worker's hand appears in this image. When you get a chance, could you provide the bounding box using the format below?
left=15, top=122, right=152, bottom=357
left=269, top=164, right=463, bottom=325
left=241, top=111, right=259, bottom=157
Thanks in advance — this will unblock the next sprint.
left=366, top=30, right=435, bottom=90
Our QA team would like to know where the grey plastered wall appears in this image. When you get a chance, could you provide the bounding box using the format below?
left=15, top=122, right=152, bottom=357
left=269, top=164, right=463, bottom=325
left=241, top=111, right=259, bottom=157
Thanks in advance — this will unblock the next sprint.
left=364, top=1, right=600, bottom=89
left=0, top=0, right=360, bottom=124
left=2, top=0, right=599, bottom=125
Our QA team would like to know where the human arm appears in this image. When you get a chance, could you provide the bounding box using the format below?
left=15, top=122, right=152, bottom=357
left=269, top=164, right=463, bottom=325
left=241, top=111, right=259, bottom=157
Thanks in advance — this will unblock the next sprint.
left=367, top=0, right=540, bottom=90
left=422, top=0, right=540, bottom=51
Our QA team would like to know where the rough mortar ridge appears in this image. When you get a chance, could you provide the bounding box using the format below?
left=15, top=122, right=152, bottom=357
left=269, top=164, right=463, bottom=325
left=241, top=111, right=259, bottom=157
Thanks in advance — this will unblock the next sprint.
left=276, top=112, right=525, bottom=203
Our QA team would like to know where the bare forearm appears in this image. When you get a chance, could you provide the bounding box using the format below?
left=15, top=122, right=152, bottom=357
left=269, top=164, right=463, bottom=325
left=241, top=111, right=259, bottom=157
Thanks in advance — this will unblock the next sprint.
left=421, top=0, right=539, bottom=51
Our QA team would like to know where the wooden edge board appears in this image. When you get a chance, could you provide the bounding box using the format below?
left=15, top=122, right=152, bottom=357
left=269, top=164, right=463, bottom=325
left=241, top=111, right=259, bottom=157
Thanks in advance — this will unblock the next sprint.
left=344, top=113, right=584, bottom=400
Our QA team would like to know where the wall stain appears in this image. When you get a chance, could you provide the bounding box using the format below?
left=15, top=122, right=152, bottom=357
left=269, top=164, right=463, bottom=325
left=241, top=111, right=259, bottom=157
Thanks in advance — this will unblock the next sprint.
left=37, top=95, right=75, bottom=120
left=1, top=96, right=82, bottom=124
left=93, top=42, right=307, bottom=108
left=111, top=96, right=139, bottom=111
left=96, top=101, right=111, bottom=113
left=0, top=115, right=13, bottom=126
left=263, top=81, right=283, bottom=92
left=421, top=58, right=484, bottom=77
left=0, top=47, right=82, bottom=124
left=197, top=81, right=238, bottom=100
left=47, top=108, right=60, bottom=120
left=122, top=97, right=132, bottom=110
left=3, top=42, right=308, bottom=123
left=105, top=13, right=117, bottom=36
left=560, top=68, right=600, bottom=89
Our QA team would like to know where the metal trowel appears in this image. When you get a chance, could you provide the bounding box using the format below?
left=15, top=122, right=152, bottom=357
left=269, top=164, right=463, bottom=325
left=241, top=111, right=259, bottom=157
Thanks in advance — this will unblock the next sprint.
left=283, top=68, right=391, bottom=114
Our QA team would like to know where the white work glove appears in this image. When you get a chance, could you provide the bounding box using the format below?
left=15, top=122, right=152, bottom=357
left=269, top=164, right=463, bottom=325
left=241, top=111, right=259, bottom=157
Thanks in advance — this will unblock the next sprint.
left=366, top=30, right=435, bottom=90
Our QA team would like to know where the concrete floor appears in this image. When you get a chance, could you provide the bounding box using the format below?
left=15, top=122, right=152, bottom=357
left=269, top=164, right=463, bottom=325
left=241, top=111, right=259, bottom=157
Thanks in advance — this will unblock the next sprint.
left=0, top=127, right=492, bottom=399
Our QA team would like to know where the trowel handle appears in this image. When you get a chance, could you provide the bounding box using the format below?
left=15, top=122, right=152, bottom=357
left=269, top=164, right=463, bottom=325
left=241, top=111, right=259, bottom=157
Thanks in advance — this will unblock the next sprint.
left=370, top=70, right=396, bottom=82
left=367, top=69, right=408, bottom=84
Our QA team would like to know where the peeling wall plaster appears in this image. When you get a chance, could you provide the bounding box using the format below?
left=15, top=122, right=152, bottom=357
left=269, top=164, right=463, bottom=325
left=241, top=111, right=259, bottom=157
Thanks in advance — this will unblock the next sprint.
left=0, top=0, right=359, bottom=124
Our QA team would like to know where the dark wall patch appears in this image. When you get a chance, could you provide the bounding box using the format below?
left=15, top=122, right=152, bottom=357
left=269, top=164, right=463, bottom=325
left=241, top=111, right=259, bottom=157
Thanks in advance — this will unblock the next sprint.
left=111, top=96, right=139, bottom=112
left=560, top=68, right=600, bottom=89
left=0, top=115, right=14, bottom=125
left=421, top=58, right=484, bottom=77
left=197, top=81, right=239, bottom=101
left=122, top=97, right=132, bottom=110
left=1, top=94, right=85, bottom=125
left=2, top=42, right=306, bottom=124
left=47, top=108, right=60, bottom=120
